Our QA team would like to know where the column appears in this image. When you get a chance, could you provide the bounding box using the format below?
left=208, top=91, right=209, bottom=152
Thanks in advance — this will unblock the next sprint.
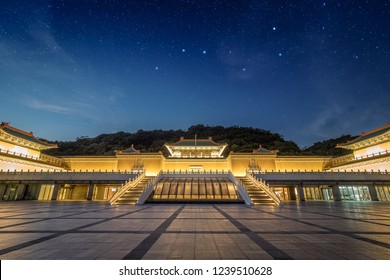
left=368, top=183, right=379, bottom=201
left=288, top=185, right=297, bottom=201
left=332, top=182, right=342, bottom=201
left=0, top=184, right=7, bottom=201
left=87, top=182, right=94, bottom=200
left=51, top=184, right=60, bottom=200
left=297, top=182, right=305, bottom=201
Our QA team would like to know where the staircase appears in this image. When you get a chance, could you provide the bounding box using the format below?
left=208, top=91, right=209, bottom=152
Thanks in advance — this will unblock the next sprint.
left=113, top=176, right=153, bottom=205
left=237, top=176, right=275, bottom=205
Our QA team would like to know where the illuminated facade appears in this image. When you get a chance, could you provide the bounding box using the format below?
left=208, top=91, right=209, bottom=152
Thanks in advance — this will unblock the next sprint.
left=1, top=122, right=389, bottom=203
left=329, top=123, right=390, bottom=172
left=0, top=122, right=64, bottom=172
left=164, top=137, right=228, bottom=158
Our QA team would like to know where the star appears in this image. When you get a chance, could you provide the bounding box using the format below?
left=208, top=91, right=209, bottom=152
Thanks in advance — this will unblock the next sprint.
left=182, top=49, right=186, bottom=52
left=155, top=66, right=159, bottom=70
left=278, top=53, right=282, bottom=56
left=242, top=68, right=246, bottom=71
left=202, top=50, right=206, bottom=54
left=272, top=27, right=276, bottom=31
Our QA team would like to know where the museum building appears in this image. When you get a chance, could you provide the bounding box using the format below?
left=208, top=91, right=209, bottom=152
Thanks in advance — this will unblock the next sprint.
left=1, top=122, right=389, bottom=204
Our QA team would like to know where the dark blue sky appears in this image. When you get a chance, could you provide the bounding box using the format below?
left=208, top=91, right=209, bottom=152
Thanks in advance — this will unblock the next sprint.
left=1, top=0, right=389, bottom=147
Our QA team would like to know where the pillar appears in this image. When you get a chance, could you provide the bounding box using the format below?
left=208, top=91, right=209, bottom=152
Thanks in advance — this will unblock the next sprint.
left=87, top=182, right=94, bottom=200
left=368, top=183, right=379, bottom=201
left=0, top=184, right=7, bottom=201
left=288, top=185, right=297, bottom=201
left=332, top=183, right=342, bottom=201
left=51, top=184, right=60, bottom=200
left=297, top=182, right=305, bottom=201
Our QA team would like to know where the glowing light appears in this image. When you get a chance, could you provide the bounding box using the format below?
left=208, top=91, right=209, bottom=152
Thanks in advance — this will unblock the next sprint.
left=10, top=146, right=29, bottom=156
left=366, top=147, right=384, bottom=156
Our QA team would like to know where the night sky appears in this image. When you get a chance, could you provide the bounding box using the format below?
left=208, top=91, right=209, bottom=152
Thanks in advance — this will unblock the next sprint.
left=1, top=1, right=389, bottom=147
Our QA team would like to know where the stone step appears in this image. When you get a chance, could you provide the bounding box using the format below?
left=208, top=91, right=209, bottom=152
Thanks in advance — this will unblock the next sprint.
left=117, top=196, right=140, bottom=199
left=114, top=201, right=137, bottom=205
left=113, top=177, right=153, bottom=205
left=238, top=176, right=275, bottom=205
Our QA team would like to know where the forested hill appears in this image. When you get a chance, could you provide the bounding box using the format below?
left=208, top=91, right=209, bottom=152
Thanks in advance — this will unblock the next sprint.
left=43, top=124, right=356, bottom=157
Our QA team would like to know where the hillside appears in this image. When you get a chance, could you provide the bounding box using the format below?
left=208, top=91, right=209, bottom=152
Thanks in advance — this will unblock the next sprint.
left=43, top=124, right=356, bottom=157
left=301, top=135, right=355, bottom=156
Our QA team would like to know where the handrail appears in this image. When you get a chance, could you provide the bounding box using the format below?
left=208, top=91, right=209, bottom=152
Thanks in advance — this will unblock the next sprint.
left=227, top=171, right=252, bottom=205
left=162, top=169, right=229, bottom=175
left=39, top=153, right=69, bottom=168
left=109, top=172, right=145, bottom=205
left=0, top=169, right=145, bottom=174
left=247, top=169, right=389, bottom=175
left=326, top=149, right=390, bottom=169
left=246, top=170, right=283, bottom=206
left=1, top=168, right=387, bottom=175
left=136, top=171, right=164, bottom=205
left=0, top=148, right=68, bottom=169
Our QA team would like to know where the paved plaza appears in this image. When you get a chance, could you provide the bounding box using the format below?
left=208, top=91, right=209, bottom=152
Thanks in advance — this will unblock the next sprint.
left=0, top=201, right=389, bottom=260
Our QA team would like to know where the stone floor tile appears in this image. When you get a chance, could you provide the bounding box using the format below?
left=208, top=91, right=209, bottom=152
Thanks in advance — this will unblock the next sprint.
left=0, top=201, right=389, bottom=260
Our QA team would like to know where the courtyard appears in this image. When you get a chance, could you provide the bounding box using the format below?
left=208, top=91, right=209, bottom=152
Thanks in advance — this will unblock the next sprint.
left=0, top=201, right=389, bottom=260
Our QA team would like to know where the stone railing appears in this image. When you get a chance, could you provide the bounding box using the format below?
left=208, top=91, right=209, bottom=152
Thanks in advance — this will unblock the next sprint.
left=162, top=169, right=230, bottom=175
left=227, top=171, right=252, bottom=205
left=246, top=170, right=283, bottom=206
left=250, top=169, right=389, bottom=174
left=39, top=153, right=69, bottom=168
left=109, top=172, right=145, bottom=205
left=324, top=154, right=354, bottom=169
left=0, top=148, right=39, bottom=160
left=326, top=149, right=390, bottom=169
left=0, top=148, right=67, bottom=169
left=0, top=170, right=142, bottom=185
left=0, top=169, right=144, bottom=174
left=136, top=171, right=164, bottom=205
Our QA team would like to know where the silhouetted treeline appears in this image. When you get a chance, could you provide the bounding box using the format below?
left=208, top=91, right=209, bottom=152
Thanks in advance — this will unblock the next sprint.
left=43, top=124, right=356, bottom=157
left=300, top=135, right=355, bottom=156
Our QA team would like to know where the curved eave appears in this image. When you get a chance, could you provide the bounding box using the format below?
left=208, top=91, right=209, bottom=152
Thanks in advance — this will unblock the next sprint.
left=115, top=150, right=140, bottom=155
left=0, top=123, right=57, bottom=151
left=0, top=131, right=57, bottom=151
left=253, top=150, right=278, bottom=155
left=166, top=145, right=227, bottom=150
left=337, top=123, right=390, bottom=150
left=337, top=130, right=390, bottom=150
left=166, top=138, right=227, bottom=148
